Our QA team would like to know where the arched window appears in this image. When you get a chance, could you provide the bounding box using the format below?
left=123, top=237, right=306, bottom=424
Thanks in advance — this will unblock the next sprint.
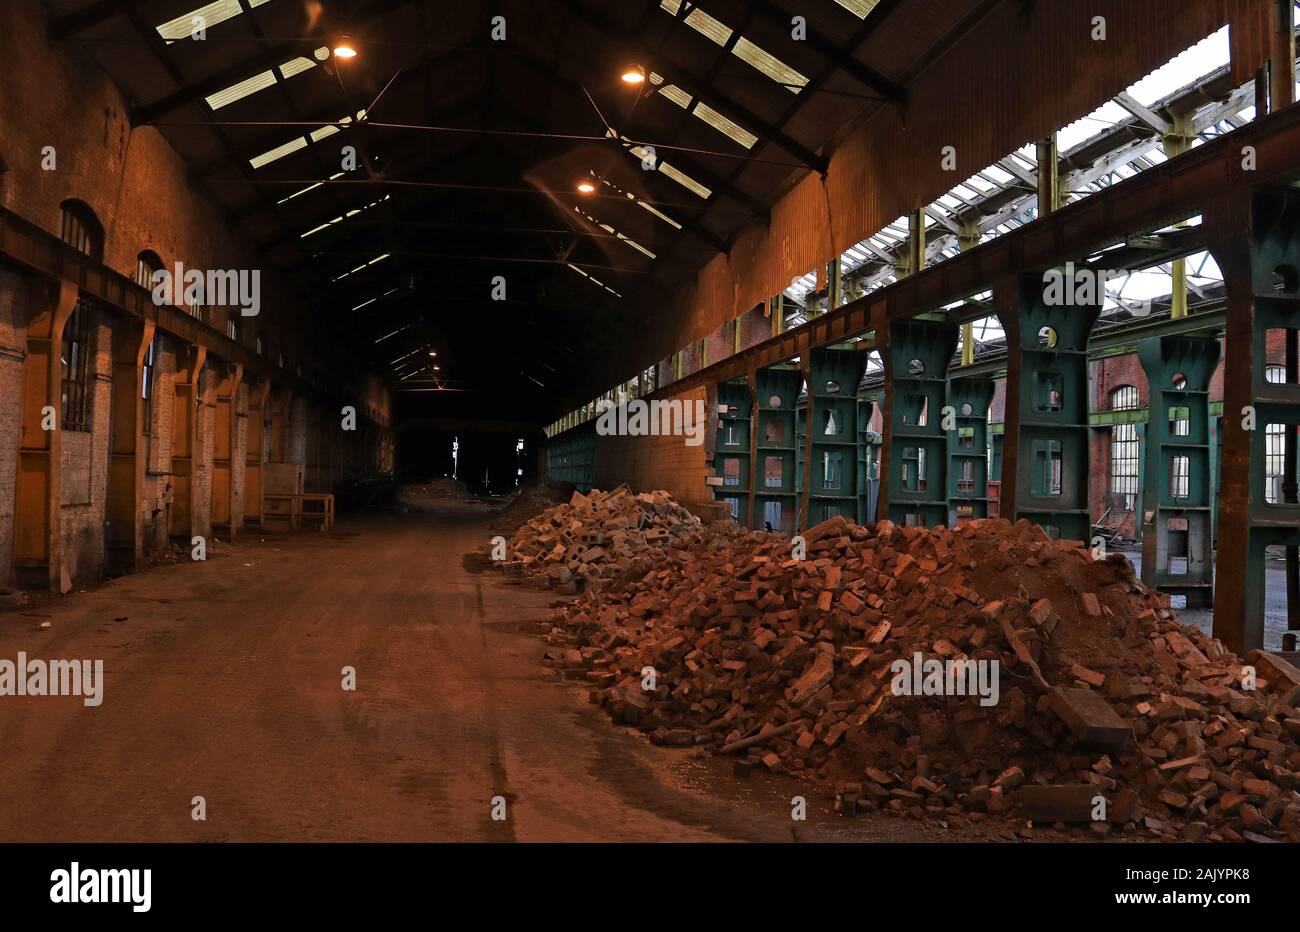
left=135, top=250, right=163, bottom=290
left=59, top=199, right=104, bottom=262
left=1109, top=386, right=1140, bottom=511
left=57, top=201, right=104, bottom=431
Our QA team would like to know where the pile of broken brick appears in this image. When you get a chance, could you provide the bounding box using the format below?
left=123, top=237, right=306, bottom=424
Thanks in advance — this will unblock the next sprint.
left=494, top=486, right=706, bottom=594
left=539, top=510, right=1300, bottom=841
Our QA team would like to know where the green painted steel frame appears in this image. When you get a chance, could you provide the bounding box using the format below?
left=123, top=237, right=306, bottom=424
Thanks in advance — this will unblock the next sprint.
left=805, top=348, right=870, bottom=526
left=1137, top=335, right=1220, bottom=606
left=996, top=272, right=1100, bottom=542
left=714, top=381, right=753, bottom=523
left=947, top=377, right=996, bottom=523
left=879, top=318, right=958, bottom=527
left=753, top=366, right=804, bottom=534
left=1205, top=188, right=1300, bottom=652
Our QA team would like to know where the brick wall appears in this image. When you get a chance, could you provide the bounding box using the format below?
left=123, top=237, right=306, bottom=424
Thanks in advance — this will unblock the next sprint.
left=0, top=270, right=24, bottom=585
left=0, top=1, right=397, bottom=587
left=591, top=386, right=712, bottom=505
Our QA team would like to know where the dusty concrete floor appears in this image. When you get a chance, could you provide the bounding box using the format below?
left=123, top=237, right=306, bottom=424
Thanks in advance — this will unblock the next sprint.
left=0, top=502, right=1011, bottom=842
left=1120, top=547, right=1294, bottom=650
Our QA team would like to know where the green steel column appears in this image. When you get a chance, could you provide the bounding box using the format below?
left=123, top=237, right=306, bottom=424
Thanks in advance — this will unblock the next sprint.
left=1137, top=336, right=1221, bottom=607
left=713, top=381, right=753, bottom=522
left=878, top=318, right=958, bottom=527
left=1204, top=190, right=1300, bottom=652
left=947, top=378, right=995, bottom=524
left=753, top=366, right=803, bottom=534
left=806, top=348, right=870, bottom=526
left=1001, top=272, right=1100, bottom=541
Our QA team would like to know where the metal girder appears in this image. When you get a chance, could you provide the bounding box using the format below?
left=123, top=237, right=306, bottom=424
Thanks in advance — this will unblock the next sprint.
left=1114, top=91, right=1173, bottom=135
left=550, top=0, right=828, bottom=174
left=631, top=100, right=1300, bottom=412
left=505, top=49, right=769, bottom=224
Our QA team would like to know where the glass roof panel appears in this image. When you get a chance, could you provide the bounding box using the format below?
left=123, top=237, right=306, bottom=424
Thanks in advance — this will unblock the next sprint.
left=659, top=1, right=808, bottom=92
left=156, top=0, right=273, bottom=42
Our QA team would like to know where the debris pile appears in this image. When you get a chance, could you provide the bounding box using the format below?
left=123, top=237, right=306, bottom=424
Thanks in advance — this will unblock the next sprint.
left=496, top=486, right=704, bottom=593
left=489, top=477, right=578, bottom=532
left=400, top=478, right=472, bottom=503
left=542, top=511, right=1300, bottom=841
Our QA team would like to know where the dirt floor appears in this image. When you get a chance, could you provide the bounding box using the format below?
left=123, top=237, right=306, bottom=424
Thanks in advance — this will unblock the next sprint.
left=0, top=502, right=1094, bottom=842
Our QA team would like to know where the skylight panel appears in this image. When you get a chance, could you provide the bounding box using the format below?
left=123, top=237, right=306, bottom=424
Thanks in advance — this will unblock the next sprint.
left=276, top=172, right=345, bottom=205
left=206, top=48, right=328, bottom=110
left=619, top=137, right=712, bottom=198
left=280, top=52, right=326, bottom=79
left=649, top=73, right=757, bottom=148
left=659, top=1, right=808, bottom=92
left=636, top=201, right=683, bottom=229
left=832, top=0, right=881, bottom=17
left=300, top=195, right=389, bottom=239
left=332, top=253, right=390, bottom=282
left=250, top=136, right=306, bottom=170
left=250, top=112, right=365, bottom=169
left=592, top=174, right=684, bottom=229
left=574, top=207, right=656, bottom=259
left=567, top=264, right=622, bottom=297
left=207, top=70, right=277, bottom=110
left=156, top=0, right=272, bottom=42
left=1127, top=27, right=1229, bottom=106
left=1057, top=100, right=1130, bottom=151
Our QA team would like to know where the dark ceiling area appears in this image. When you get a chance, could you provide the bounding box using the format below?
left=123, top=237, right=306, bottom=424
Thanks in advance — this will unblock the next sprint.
left=46, top=0, right=966, bottom=421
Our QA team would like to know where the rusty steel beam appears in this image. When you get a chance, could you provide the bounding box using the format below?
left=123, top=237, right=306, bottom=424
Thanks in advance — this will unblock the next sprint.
left=616, top=100, right=1300, bottom=404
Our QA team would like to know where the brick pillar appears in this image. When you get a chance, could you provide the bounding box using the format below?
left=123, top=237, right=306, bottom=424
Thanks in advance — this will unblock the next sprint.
left=105, top=316, right=154, bottom=573
left=13, top=278, right=77, bottom=589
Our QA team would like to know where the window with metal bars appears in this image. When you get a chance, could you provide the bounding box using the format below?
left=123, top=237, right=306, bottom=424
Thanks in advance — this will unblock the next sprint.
left=141, top=335, right=157, bottom=437
left=1265, top=367, right=1287, bottom=504
left=135, top=251, right=162, bottom=290
left=60, top=301, right=92, bottom=431
left=1110, top=386, right=1140, bottom=510
left=59, top=200, right=103, bottom=262
left=1265, top=424, right=1287, bottom=504
left=1169, top=454, right=1190, bottom=500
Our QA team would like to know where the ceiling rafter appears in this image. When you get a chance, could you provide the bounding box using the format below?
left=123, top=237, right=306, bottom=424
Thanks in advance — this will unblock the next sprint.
left=549, top=0, right=828, bottom=174
left=506, top=47, right=768, bottom=223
